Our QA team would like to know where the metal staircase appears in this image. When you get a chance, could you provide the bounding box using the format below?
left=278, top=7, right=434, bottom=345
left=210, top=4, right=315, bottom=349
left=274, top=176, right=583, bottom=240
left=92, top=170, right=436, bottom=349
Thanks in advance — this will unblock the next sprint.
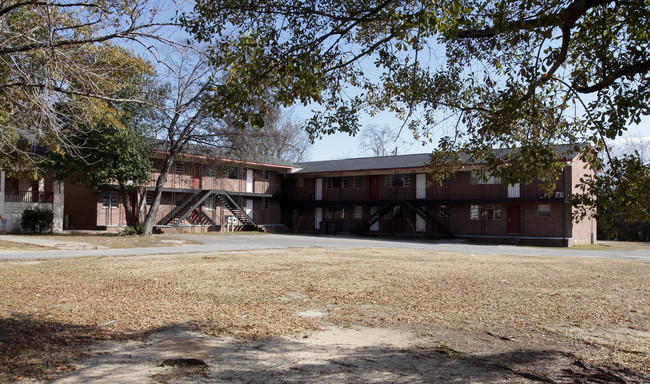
left=352, top=201, right=397, bottom=235
left=162, top=190, right=214, bottom=226
left=216, top=191, right=258, bottom=229
left=403, top=200, right=454, bottom=238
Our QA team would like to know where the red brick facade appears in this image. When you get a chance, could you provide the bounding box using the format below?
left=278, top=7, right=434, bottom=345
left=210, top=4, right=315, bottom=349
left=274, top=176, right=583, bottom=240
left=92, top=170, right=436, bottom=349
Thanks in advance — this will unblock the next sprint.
left=60, top=146, right=596, bottom=245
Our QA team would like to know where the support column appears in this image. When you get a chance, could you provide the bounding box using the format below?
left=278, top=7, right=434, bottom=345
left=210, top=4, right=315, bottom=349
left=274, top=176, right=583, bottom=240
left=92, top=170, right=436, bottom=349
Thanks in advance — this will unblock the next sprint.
left=0, top=171, right=5, bottom=234
left=52, top=180, right=64, bottom=233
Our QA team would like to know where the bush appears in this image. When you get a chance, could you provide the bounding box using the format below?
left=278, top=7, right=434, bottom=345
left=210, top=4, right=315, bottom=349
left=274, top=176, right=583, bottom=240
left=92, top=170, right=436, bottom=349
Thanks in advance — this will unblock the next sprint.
left=118, top=224, right=145, bottom=236
left=21, top=208, right=54, bottom=233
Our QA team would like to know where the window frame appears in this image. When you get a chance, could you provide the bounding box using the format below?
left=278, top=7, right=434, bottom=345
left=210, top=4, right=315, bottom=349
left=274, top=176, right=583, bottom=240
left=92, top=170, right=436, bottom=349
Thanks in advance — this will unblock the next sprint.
left=175, top=161, right=186, bottom=174
left=538, top=204, right=551, bottom=218
left=470, top=204, right=502, bottom=220
left=385, top=174, right=411, bottom=187
left=102, top=191, right=118, bottom=208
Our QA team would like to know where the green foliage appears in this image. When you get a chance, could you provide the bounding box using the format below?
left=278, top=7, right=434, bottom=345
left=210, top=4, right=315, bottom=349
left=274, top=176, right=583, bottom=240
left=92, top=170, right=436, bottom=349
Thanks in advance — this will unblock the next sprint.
left=572, top=153, right=650, bottom=240
left=0, top=1, right=155, bottom=159
left=21, top=208, right=53, bottom=234
left=118, top=224, right=146, bottom=236
left=182, top=0, right=650, bottom=218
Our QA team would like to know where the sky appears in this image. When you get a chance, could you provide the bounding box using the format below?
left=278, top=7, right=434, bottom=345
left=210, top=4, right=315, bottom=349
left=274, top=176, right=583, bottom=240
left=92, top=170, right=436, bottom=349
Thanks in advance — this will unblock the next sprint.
left=299, top=102, right=650, bottom=162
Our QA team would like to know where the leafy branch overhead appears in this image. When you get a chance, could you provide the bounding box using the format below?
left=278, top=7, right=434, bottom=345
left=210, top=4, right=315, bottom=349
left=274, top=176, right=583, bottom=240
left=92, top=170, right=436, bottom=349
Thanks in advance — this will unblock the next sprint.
left=182, top=0, right=649, bottom=222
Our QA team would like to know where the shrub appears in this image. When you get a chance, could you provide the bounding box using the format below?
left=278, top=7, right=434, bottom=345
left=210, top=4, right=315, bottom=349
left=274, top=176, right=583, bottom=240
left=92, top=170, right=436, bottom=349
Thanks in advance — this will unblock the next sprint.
left=21, top=208, right=54, bottom=233
left=118, top=224, right=145, bottom=236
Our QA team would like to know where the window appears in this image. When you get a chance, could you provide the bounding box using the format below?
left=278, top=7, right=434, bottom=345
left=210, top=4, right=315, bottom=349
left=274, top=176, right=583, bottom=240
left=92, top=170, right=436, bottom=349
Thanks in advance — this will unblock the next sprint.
left=294, top=207, right=304, bottom=216
left=385, top=205, right=402, bottom=219
left=326, top=177, right=348, bottom=189
left=296, top=177, right=304, bottom=188
left=385, top=174, right=411, bottom=187
left=204, top=196, right=216, bottom=210
left=175, top=161, right=185, bottom=174
left=263, top=198, right=270, bottom=210
left=224, top=168, right=243, bottom=179
left=262, top=169, right=271, bottom=180
left=538, top=204, right=551, bottom=218
left=326, top=206, right=339, bottom=219
left=470, top=205, right=480, bottom=220
left=146, top=192, right=153, bottom=205
left=340, top=207, right=345, bottom=219
left=205, top=166, right=218, bottom=177
left=470, top=205, right=502, bottom=220
left=353, top=176, right=363, bottom=188
left=353, top=205, right=363, bottom=219
left=440, top=205, right=450, bottom=217
left=470, top=170, right=501, bottom=185
left=102, top=191, right=118, bottom=208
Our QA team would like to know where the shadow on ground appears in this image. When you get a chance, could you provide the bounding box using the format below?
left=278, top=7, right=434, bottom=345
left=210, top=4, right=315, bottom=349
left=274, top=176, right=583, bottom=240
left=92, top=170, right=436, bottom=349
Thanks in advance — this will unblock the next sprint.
left=1, top=314, right=646, bottom=384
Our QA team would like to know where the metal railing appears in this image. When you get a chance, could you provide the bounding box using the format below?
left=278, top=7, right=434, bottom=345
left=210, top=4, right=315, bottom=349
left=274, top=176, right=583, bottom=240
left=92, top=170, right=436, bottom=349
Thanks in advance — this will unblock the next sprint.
left=4, top=191, right=53, bottom=203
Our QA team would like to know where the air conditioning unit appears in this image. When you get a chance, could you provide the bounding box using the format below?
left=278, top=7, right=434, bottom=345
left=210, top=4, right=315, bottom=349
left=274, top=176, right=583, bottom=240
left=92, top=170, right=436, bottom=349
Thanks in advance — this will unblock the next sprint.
left=554, top=192, right=564, bottom=198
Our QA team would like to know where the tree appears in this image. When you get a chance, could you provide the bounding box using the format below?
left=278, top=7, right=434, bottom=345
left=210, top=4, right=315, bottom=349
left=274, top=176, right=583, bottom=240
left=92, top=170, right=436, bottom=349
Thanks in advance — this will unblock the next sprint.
left=48, top=121, right=155, bottom=228
left=0, top=0, right=171, bottom=159
left=226, top=108, right=311, bottom=163
left=359, top=124, right=397, bottom=157
left=182, top=0, right=650, bottom=220
left=573, top=137, right=650, bottom=241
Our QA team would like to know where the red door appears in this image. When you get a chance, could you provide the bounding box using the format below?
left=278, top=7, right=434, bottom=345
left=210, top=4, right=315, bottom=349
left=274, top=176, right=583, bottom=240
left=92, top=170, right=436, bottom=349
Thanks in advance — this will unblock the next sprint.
left=369, top=176, right=380, bottom=200
left=193, top=165, right=201, bottom=189
left=507, top=204, right=521, bottom=234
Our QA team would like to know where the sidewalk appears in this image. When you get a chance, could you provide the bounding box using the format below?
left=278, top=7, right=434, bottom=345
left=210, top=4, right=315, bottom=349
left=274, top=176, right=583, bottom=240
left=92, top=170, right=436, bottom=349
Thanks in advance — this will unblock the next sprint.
left=0, top=234, right=105, bottom=250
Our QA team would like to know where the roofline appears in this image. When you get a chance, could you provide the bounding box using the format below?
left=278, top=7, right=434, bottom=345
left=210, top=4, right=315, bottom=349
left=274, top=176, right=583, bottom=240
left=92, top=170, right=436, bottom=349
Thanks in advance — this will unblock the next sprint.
left=151, top=150, right=294, bottom=169
left=292, top=165, right=430, bottom=175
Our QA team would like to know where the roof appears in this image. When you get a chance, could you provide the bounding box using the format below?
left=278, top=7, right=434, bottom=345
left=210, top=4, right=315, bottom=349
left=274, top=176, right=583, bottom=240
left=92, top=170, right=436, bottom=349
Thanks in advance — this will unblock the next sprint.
left=149, top=139, right=295, bottom=169
left=293, top=144, right=585, bottom=174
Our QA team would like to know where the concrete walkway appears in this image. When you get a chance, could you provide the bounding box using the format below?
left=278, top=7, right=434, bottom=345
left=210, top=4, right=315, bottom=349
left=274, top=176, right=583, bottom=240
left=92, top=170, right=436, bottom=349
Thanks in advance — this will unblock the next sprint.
left=0, top=233, right=648, bottom=261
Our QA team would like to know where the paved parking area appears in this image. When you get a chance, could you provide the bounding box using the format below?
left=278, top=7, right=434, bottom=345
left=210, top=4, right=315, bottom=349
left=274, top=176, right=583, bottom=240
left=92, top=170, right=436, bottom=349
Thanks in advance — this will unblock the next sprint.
left=1, top=233, right=649, bottom=261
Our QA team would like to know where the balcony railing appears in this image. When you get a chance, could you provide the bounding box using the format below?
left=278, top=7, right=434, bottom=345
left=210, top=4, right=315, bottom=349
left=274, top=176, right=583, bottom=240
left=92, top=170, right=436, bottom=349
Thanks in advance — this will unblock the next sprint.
left=4, top=191, right=53, bottom=203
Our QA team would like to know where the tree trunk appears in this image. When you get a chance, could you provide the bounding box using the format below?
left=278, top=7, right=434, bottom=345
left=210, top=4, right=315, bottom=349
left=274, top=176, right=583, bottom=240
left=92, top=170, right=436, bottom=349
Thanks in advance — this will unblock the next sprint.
left=134, top=187, right=146, bottom=226
left=142, top=152, right=176, bottom=235
left=119, top=186, right=134, bottom=227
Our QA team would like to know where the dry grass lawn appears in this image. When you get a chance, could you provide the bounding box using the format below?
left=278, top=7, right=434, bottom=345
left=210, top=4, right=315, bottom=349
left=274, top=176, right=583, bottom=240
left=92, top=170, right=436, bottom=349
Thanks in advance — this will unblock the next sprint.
left=0, top=248, right=648, bottom=382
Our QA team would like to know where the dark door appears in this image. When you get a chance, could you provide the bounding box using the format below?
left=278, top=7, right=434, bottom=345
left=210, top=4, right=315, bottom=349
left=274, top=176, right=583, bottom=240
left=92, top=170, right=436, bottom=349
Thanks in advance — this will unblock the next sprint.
left=193, top=165, right=201, bottom=189
left=369, top=176, right=381, bottom=200
left=507, top=204, right=521, bottom=234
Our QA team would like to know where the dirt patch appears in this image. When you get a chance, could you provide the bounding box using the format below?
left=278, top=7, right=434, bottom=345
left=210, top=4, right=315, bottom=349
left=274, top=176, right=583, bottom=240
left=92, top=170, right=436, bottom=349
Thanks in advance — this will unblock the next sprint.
left=1, top=248, right=648, bottom=382
left=0, top=233, right=198, bottom=250
left=0, top=240, right=49, bottom=251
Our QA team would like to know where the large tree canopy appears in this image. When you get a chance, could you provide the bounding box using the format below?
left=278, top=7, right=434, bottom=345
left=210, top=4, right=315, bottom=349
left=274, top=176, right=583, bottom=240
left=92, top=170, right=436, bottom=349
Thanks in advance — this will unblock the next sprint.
left=181, top=0, right=650, bottom=222
left=181, top=0, right=649, bottom=220
left=0, top=0, right=167, bottom=161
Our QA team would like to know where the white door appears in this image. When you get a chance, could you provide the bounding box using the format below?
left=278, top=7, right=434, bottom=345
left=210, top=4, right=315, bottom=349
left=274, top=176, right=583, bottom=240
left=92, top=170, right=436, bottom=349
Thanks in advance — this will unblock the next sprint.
left=370, top=206, right=379, bottom=231
left=245, top=199, right=253, bottom=220
left=246, top=169, right=254, bottom=193
left=416, top=173, right=426, bottom=199
left=416, top=208, right=426, bottom=232
left=315, top=178, right=323, bottom=200
left=508, top=183, right=520, bottom=198
left=315, top=207, right=322, bottom=229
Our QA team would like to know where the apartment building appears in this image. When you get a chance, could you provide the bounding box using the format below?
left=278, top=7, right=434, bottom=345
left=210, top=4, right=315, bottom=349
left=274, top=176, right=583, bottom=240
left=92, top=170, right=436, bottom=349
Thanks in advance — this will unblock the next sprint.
left=282, top=146, right=596, bottom=246
left=1, top=143, right=596, bottom=246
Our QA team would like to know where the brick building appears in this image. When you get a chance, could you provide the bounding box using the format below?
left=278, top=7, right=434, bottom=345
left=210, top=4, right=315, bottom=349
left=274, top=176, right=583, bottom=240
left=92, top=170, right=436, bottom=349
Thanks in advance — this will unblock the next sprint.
left=282, top=146, right=597, bottom=247
left=1, top=144, right=597, bottom=246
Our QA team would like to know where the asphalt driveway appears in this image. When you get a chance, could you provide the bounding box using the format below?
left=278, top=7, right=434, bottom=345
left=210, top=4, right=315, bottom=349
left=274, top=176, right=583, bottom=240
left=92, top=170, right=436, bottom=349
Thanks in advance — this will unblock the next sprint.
left=1, top=233, right=648, bottom=261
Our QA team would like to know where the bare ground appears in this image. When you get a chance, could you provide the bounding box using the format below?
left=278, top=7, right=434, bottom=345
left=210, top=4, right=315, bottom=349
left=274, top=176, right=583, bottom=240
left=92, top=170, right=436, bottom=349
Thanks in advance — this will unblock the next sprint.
left=0, top=248, right=648, bottom=383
